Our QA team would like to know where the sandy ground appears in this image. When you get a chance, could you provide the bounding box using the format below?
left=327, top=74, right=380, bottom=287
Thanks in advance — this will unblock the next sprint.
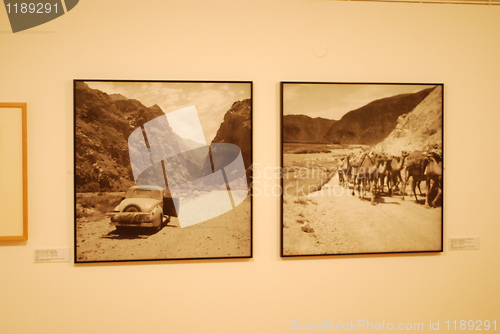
left=76, top=197, right=251, bottom=262
left=282, top=174, right=442, bottom=256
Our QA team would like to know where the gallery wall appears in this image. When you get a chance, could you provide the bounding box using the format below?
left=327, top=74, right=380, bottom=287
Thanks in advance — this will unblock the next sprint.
left=1, top=0, right=499, bottom=333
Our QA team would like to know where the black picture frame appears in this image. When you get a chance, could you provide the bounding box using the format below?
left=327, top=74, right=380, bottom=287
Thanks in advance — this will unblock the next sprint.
left=281, top=82, right=443, bottom=257
left=74, top=80, right=252, bottom=263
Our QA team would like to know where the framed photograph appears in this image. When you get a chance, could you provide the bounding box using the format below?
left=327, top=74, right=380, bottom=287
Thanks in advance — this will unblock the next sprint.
left=74, top=80, right=252, bottom=263
left=0, top=103, right=28, bottom=241
left=281, top=82, right=443, bottom=257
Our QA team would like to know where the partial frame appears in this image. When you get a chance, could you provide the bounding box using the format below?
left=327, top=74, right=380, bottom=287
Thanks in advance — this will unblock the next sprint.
left=281, top=82, right=443, bottom=257
left=74, top=80, right=252, bottom=263
left=0, top=103, right=28, bottom=241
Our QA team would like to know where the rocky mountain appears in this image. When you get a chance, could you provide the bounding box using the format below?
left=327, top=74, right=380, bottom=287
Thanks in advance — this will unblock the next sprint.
left=109, top=93, right=128, bottom=101
left=323, top=87, right=435, bottom=145
left=374, top=85, right=443, bottom=155
left=283, top=114, right=337, bottom=143
left=210, top=99, right=252, bottom=183
left=75, top=82, right=161, bottom=192
left=75, top=82, right=206, bottom=192
left=75, top=82, right=252, bottom=193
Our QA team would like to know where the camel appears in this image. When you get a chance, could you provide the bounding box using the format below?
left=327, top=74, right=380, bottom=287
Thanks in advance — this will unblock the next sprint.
left=401, top=150, right=428, bottom=203
left=347, top=152, right=364, bottom=195
left=353, top=152, right=381, bottom=205
left=336, top=153, right=359, bottom=191
left=347, top=153, right=363, bottom=191
left=388, top=151, right=409, bottom=195
left=424, top=151, right=443, bottom=208
left=376, top=153, right=392, bottom=195
left=337, top=156, right=349, bottom=188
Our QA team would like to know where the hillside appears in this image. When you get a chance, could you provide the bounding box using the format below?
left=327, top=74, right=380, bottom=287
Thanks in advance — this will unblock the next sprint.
left=75, top=82, right=207, bottom=192
left=75, top=82, right=163, bottom=192
left=374, top=85, right=443, bottom=155
left=283, top=114, right=337, bottom=143
left=323, top=87, right=435, bottom=145
left=210, top=99, right=252, bottom=183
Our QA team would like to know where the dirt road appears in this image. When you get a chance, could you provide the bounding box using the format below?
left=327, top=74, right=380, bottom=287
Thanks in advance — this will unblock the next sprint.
left=282, top=174, right=442, bottom=256
left=76, top=198, right=251, bottom=262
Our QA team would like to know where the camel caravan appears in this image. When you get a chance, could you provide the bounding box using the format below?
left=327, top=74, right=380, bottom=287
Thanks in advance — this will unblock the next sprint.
left=337, top=148, right=442, bottom=208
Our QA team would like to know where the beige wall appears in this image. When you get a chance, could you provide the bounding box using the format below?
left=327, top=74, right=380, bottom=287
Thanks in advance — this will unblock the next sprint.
left=1, top=0, right=499, bottom=333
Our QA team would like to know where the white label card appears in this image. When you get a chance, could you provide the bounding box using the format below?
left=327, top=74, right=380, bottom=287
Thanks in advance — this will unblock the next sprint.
left=449, top=237, right=480, bottom=250
left=34, top=248, right=71, bottom=263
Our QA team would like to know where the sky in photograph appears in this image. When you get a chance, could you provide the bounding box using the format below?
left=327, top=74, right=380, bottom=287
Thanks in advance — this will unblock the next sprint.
left=282, top=83, right=437, bottom=120
left=86, top=81, right=251, bottom=144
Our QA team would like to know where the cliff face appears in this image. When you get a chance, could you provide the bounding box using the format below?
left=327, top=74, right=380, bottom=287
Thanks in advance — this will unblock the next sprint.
left=75, top=82, right=203, bottom=192
left=211, top=99, right=252, bottom=173
left=374, top=85, right=443, bottom=155
left=322, top=87, right=435, bottom=145
left=75, top=82, right=163, bottom=192
left=283, top=114, right=336, bottom=143
left=75, top=82, right=252, bottom=192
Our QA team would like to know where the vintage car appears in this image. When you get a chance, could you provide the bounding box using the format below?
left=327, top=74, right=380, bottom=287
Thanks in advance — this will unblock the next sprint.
left=107, top=185, right=177, bottom=232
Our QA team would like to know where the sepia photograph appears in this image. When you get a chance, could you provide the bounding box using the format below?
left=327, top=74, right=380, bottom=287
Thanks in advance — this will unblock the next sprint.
left=281, top=82, right=443, bottom=257
left=74, top=80, right=252, bottom=263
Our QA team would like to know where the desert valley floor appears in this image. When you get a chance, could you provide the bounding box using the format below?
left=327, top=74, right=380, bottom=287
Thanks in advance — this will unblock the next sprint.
left=282, top=173, right=442, bottom=256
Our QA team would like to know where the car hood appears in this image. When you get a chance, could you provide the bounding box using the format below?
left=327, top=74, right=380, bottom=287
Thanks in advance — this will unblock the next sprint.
left=114, top=198, right=162, bottom=213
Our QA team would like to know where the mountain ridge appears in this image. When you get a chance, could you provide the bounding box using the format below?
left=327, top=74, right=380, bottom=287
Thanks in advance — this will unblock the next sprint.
left=283, top=114, right=337, bottom=143
left=323, top=87, right=435, bottom=145
left=374, top=85, right=443, bottom=155
left=75, top=82, right=251, bottom=192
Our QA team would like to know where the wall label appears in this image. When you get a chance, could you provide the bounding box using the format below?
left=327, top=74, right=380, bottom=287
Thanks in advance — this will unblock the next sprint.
left=34, top=248, right=70, bottom=262
left=449, top=237, right=480, bottom=250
